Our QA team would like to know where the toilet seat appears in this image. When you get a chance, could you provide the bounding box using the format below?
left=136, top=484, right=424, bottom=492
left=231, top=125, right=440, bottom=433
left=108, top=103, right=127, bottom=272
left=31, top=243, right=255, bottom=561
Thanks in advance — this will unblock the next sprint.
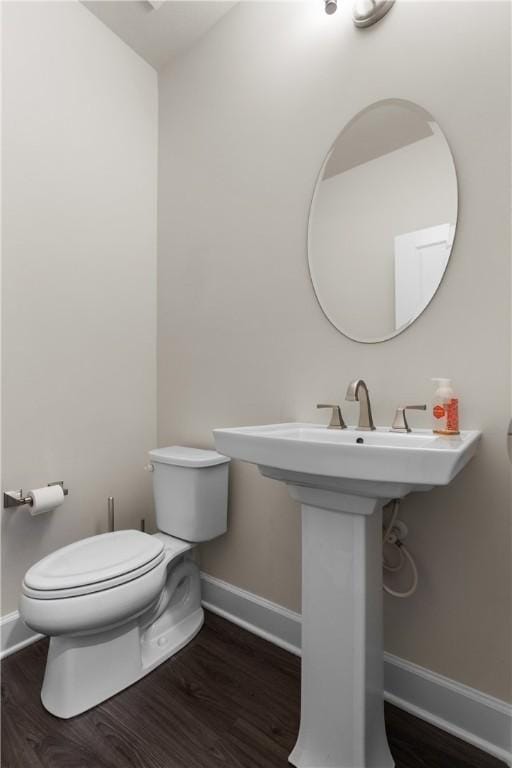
left=23, top=530, right=164, bottom=600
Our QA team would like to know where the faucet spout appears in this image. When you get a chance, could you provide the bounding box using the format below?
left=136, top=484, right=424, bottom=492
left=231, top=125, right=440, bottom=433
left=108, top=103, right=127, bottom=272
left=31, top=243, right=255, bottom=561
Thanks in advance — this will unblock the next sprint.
left=345, top=379, right=376, bottom=431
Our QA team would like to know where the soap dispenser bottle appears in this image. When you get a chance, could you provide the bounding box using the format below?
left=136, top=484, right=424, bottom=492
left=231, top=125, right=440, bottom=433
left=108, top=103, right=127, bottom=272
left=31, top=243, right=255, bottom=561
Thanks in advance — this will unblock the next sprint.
left=431, top=378, right=460, bottom=435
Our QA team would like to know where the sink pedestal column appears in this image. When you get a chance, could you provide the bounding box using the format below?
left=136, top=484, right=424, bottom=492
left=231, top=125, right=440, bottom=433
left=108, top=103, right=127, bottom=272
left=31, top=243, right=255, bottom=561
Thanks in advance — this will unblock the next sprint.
left=287, top=487, right=394, bottom=768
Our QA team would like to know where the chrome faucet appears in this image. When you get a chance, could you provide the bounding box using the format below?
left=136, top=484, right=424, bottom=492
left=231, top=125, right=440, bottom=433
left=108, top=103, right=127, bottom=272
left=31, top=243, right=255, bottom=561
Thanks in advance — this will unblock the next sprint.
left=345, top=379, right=376, bottom=431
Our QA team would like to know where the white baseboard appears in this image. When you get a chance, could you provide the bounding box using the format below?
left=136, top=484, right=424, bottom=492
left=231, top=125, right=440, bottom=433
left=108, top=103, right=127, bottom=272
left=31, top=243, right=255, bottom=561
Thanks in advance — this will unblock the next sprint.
left=1, top=610, right=43, bottom=660
left=200, top=572, right=512, bottom=766
left=201, top=571, right=302, bottom=656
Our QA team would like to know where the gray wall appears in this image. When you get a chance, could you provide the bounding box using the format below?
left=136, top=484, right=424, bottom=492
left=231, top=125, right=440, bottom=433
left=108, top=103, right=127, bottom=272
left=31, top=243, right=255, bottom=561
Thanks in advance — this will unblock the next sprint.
left=158, top=1, right=511, bottom=701
left=2, top=1, right=158, bottom=613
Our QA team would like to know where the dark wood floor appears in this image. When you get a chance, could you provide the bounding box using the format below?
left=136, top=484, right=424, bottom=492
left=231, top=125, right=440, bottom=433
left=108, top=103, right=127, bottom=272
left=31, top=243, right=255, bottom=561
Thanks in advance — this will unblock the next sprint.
left=1, top=611, right=506, bottom=768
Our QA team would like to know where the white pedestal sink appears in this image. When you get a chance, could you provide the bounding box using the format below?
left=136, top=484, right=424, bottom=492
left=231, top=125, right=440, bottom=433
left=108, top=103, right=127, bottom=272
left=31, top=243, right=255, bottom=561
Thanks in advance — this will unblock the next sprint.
left=213, top=424, right=480, bottom=768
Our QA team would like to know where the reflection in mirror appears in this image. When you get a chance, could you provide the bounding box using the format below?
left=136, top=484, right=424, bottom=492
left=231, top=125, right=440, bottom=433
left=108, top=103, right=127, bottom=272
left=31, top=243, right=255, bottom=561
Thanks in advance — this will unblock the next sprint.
left=308, top=100, right=458, bottom=343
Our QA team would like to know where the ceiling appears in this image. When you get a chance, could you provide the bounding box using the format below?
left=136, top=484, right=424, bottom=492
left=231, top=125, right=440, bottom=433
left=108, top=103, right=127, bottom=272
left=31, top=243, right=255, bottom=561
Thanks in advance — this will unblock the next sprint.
left=82, top=1, right=236, bottom=70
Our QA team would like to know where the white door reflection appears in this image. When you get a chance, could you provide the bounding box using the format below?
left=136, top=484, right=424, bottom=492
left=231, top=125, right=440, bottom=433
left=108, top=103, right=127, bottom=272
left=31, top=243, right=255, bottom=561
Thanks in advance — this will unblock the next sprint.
left=394, top=223, right=454, bottom=331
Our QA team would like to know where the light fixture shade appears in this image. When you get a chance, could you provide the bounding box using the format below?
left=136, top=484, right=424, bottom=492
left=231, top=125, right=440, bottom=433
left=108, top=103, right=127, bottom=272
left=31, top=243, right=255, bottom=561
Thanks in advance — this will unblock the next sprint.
left=325, top=0, right=338, bottom=15
left=353, top=0, right=394, bottom=27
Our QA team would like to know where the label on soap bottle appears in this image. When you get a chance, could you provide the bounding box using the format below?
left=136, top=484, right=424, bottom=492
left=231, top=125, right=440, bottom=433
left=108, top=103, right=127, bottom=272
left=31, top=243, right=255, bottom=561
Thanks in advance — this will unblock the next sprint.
left=433, top=398, right=459, bottom=435
left=446, top=398, right=459, bottom=433
left=433, top=404, right=445, bottom=420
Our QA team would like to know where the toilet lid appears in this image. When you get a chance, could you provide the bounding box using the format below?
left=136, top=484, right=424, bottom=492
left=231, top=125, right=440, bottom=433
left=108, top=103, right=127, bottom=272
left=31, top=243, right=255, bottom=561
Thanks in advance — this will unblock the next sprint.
left=24, top=530, right=164, bottom=593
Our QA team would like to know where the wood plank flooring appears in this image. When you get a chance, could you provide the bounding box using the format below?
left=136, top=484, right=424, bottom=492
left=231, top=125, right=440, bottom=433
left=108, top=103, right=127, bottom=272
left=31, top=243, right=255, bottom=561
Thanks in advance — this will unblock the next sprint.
left=1, top=611, right=507, bottom=768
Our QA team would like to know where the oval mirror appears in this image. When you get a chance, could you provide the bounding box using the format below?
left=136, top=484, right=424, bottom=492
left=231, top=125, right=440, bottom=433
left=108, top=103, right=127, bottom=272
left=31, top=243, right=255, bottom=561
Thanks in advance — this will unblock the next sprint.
left=308, top=99, right=458, bottom=343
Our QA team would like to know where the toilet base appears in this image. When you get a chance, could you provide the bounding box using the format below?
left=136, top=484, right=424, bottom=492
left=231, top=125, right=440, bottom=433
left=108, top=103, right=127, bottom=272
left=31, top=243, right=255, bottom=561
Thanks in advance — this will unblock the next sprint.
left=39, top=552, right=204, bottom=719
left=41, top=607, right=204, bottom=718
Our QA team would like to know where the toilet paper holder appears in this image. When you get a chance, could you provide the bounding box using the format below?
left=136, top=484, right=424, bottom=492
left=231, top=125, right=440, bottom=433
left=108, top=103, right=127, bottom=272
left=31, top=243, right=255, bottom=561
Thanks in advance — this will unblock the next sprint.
left=3, top=481, right=69, bottom=509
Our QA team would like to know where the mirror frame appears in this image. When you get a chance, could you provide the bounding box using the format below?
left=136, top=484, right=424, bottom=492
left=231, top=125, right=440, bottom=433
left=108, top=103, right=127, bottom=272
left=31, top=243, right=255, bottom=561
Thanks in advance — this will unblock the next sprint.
left=307, top=98, right=459, bottom=344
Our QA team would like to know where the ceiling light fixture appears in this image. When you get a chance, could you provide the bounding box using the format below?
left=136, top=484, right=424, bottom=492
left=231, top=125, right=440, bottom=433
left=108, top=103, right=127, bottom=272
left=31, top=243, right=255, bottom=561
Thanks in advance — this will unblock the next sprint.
left=324, top=0, right=395, bottom=27
left=353, top=0, right=395, bottom=27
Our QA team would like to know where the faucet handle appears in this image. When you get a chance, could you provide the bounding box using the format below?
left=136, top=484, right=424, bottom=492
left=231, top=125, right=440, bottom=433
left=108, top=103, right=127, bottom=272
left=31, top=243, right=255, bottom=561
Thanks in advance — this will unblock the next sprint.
left=317, top=403, right=346, bottom=430
left=391, top=404, right=427, bottom=433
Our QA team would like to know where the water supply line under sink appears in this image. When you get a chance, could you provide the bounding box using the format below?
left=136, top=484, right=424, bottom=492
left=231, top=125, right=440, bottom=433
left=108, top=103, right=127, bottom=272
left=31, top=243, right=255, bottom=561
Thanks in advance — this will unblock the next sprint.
left=382, top=499, right=418, bottom=599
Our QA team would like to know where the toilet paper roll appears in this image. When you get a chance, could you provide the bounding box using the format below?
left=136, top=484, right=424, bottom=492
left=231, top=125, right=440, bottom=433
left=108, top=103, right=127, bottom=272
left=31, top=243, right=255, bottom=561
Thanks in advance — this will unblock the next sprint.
left=28, top=485, right=64, bottom=516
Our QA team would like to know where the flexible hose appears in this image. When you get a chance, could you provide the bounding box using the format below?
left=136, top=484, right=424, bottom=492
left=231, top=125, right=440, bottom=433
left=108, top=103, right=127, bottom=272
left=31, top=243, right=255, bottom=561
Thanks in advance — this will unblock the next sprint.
left=382, top=499, right=399, bottom=544
left=383, top=542, right=418, bottom=598
left=383, top=545, right=405, bottom=572
left=382, top=499, right=419, bottom=598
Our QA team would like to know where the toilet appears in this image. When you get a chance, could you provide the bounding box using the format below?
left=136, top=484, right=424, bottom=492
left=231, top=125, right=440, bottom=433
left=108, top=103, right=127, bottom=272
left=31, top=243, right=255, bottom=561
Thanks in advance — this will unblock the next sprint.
left=19, top=446, right=230, bottom=719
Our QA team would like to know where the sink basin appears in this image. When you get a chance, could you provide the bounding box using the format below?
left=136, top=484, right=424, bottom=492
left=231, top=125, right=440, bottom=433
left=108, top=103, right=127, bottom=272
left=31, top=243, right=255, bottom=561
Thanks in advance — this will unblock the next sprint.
left=213, top=421, right=481, bottom=768
left=213, top=423, right=480, bottom=499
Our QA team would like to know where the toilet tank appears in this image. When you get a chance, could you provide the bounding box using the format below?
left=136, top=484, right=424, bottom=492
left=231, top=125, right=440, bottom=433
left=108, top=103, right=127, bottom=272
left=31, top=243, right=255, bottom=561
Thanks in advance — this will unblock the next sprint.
left=148, top=446, right=230, bottom=542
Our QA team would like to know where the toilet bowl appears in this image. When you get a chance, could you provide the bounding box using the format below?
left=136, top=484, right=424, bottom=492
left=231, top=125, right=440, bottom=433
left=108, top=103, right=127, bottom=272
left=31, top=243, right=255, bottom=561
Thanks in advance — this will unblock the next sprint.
left=19, top=446, right=230, bottom=719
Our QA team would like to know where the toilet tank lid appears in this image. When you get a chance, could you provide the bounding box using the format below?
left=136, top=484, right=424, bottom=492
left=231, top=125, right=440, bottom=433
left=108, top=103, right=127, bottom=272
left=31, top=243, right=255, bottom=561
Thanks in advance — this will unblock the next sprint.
left=149, top=446, right=230, bottom=468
